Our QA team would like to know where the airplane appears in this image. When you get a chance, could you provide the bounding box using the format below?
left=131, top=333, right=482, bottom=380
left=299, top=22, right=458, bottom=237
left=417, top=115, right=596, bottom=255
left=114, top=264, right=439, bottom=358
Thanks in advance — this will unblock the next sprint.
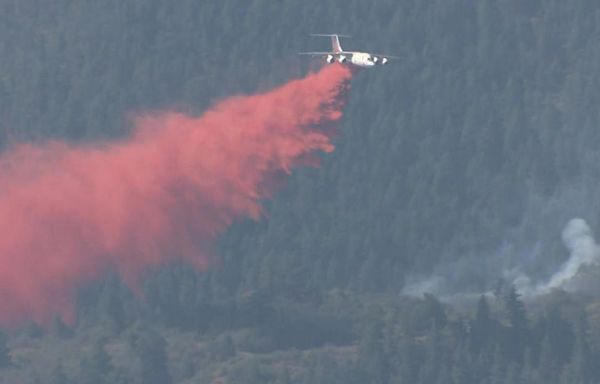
left=299, top=34, right=397, bottom=68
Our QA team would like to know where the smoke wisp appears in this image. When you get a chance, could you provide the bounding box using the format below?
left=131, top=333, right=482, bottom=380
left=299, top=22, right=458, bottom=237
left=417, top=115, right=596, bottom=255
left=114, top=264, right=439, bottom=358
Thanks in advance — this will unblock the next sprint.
left=514, top=218, right=600, bottom=296
left=0, top=64, right=352, bottom=326
left=402, top=218, right=600, bottom=301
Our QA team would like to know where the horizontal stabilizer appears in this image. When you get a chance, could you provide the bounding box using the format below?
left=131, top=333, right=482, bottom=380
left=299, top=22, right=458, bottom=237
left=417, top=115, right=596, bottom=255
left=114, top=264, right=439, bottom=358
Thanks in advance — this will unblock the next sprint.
left=298, top=51, right=340, bottom=55
left=310, top=33, right=351, bottom=38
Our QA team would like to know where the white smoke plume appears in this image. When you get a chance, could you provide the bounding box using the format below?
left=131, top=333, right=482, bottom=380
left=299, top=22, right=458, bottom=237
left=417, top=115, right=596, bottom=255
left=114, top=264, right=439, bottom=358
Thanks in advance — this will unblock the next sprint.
left=402, top=218, right=600, bottom=300
left=516, top=218, right=600, bottom=296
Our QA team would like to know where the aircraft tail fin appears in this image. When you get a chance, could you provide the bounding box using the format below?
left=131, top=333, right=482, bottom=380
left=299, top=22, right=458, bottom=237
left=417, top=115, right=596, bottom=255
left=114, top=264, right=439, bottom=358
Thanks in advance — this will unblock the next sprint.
left=330, top=35, right=343, bottom=53
left=310, top=34, right=349, bottom=54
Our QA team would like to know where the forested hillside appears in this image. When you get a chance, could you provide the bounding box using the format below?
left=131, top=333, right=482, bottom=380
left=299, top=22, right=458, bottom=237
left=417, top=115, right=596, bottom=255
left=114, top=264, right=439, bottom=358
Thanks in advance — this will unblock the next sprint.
left=2, top=1, right=600, bottom=383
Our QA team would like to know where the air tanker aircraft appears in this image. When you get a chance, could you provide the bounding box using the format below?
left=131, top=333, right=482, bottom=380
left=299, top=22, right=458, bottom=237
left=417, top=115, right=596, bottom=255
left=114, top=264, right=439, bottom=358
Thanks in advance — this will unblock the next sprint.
left=299, top=34, right=397, bottom=68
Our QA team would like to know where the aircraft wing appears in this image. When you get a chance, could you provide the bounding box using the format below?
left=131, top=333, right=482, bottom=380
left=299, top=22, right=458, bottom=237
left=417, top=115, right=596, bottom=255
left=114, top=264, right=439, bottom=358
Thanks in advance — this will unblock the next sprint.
left=372, top=53, right=400, bottom=59
left=298, top=51, right=343, bottom=56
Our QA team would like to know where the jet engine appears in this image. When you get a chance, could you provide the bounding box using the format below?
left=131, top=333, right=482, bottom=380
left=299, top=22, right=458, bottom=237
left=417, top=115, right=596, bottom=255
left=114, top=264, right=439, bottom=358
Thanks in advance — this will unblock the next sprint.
left=371, top=56, right=379, bottom=63
left=326, top=54, right=335, bottom=64
left=338, top=55, right=347, bottom=63
left=381, top=57, right=389, bottom=65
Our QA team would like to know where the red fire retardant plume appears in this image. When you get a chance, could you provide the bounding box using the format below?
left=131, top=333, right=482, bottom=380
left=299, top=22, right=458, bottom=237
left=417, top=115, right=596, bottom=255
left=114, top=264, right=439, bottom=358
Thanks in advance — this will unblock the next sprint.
left=0, top=64, right=352, bottom=326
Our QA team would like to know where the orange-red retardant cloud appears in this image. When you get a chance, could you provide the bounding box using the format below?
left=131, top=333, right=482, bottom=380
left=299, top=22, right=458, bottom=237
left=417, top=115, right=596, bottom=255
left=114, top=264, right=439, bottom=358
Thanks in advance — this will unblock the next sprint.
left=0, top=64, right=352, bottom=326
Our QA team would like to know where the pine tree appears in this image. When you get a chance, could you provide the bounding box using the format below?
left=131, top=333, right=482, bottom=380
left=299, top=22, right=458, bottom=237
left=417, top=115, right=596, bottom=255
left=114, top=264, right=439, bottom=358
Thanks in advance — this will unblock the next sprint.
left=131, top=327, right=171, bottom=384
left=470, top=295, right=493, bottom=355
left=502, top=285, right=528, bottom=362
left=358, top=309, right=388, bottom=384
left=0, top=331, right=10, bottom=368
left=51, top=316, right=73, bottom=339
left=451, top=344, right=472, bottom=384
left=79, top=341, right=113, bottom=384
left=48, top=362, right=70, bottom=384
left=537, top=335, right=559, bottom=383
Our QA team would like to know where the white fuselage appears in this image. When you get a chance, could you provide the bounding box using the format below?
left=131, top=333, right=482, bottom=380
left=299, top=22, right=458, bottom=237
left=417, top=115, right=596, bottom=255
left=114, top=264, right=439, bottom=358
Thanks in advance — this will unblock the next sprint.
left=349, top=52, right=376, bottom=67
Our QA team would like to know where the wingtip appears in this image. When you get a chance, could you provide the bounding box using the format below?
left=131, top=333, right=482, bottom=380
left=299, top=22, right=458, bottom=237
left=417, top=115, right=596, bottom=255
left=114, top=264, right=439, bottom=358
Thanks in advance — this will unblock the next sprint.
left=309, top=33, right=351, bottom=38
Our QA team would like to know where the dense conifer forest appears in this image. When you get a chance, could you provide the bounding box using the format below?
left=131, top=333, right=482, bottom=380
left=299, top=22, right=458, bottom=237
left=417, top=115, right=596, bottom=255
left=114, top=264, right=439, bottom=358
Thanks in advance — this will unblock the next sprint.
left=2, top=1, right=600, bottom=383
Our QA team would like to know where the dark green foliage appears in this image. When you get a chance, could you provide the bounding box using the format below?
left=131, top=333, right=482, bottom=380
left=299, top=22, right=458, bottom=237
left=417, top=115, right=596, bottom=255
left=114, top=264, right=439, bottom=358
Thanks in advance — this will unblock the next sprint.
left=501, top=286, right=528, bottom=362
left=129, top=326, right=171, bottom=384
left=470, top=295, right=493, bottom=355
left=348, top=296, right=600, bottom=384
left=23, top=321, right=44, bottom=339
left=359, top=307, right=388, bottom=384
left=79, top=342, right=113, bottom=384
left=3, top=1, right=600, bottom=383
left=227, top=357, right=270, bottom=384
left=0, top=332, right=10, bottom=368
left=208, top=334, right=235, bottom=361
left=48, top=362, right=70, bottom=384
left=51, top=316, right=73, bottom=339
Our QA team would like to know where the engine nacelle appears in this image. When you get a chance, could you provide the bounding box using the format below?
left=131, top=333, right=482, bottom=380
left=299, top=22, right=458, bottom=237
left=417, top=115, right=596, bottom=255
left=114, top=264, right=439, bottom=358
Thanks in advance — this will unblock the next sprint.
left=381, top=57, right=389, bottom=65
left=326, top=54, right=335, bottom=64
left=371, top=56, right=379, bottom=63
left=338, top=55, right=347, bottom=63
